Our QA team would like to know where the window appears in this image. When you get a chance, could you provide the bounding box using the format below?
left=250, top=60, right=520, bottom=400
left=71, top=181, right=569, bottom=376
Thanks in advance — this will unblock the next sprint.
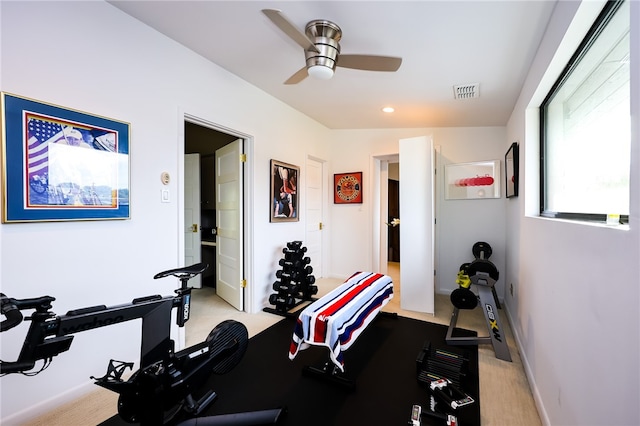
left=540, top=0, right=630, bottom=224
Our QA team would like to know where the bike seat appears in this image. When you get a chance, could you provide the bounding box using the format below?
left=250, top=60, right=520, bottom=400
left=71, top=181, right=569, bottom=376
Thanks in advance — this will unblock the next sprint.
left=153, top=263, right=208, bottom=280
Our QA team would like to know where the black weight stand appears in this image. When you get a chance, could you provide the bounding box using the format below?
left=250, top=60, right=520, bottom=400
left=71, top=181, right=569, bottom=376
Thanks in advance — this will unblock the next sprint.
left=264, top=241, right=317, bottom=317
left=446, top=242, right=512, bottom=362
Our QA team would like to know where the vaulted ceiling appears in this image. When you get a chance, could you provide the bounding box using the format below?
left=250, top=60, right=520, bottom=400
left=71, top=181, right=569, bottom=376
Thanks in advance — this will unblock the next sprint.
left=108, top=1, right=557, bottom=129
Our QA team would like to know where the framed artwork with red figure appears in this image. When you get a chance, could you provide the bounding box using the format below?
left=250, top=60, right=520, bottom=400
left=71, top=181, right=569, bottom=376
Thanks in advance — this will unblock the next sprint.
left=334, top=172, right=363, bottom=204
left=271, top=159, right=299, bottom=222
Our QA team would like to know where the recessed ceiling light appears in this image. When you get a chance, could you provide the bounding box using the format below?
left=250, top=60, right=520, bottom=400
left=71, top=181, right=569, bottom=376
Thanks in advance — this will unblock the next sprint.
left=382, top=106, right=395, bottom=113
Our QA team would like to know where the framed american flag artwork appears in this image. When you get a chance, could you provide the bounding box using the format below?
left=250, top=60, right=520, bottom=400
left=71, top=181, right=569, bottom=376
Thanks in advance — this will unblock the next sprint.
left=1, top=92, right=130, bottom=222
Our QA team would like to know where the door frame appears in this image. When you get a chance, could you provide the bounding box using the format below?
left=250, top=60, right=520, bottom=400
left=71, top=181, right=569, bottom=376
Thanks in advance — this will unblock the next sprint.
left=305, top=155, right=328, bottom=279
left=184, top=153, right=203, bottom=288
left=372, top=153, right=399, bottom=275
left=372, top=139, right=438, bottom=314
left=177, top=111, right=254, bottom=316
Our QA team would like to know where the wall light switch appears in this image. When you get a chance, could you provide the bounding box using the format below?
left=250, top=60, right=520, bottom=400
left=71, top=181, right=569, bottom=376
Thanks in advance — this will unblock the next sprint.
left=161, top=189, right=170, bottom=203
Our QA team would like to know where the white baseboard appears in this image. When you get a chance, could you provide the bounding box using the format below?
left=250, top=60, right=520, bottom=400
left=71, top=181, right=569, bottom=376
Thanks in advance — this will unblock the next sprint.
left=1, top=380, right=94, bottom=425
left=504, top=304, right=551, bottom=426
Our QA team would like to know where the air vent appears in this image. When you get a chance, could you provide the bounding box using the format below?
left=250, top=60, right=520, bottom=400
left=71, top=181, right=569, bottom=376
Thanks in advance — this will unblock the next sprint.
left=453, top=83, right=479, bottom=99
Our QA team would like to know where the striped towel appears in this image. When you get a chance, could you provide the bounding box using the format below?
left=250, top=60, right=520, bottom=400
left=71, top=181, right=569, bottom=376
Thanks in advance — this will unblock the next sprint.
left=289, top=272, right=394, bottom=372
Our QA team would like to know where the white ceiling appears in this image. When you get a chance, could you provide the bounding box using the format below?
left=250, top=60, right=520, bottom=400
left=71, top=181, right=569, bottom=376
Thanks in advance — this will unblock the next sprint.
left=108, top=1, right=557, bottom=129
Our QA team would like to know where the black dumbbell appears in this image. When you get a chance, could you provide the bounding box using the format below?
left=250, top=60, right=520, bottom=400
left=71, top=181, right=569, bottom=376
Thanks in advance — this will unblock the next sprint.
left=269, top=294, right=295, bottom=306
left=283, top=250, right=302, bottom=261
left=287, top=241, right=305, bottom=250
left=272, top=281, right=300, bottom=293
left=279, top=258, right=302, bottom=269
left=276, top=270, right=300, bottom=280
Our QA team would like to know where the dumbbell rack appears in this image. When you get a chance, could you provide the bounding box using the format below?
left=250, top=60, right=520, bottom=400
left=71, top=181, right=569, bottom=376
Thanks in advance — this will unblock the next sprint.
left=415, top=341, right=475, bottom=424
left=263, top=241, right=317, bottom=317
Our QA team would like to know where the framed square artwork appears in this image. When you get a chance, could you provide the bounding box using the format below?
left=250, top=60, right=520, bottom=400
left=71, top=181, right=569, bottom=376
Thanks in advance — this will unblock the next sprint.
left=334, top=172, right=363, bottom=204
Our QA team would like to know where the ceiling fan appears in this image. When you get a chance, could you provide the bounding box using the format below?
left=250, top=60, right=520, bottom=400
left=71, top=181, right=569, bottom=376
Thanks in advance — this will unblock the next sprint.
left=262, top=9, right=402, bottom=84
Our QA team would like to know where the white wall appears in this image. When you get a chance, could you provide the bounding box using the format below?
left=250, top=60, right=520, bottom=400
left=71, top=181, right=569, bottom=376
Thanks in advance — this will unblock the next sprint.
left=506, top=1, right=640, bottom=425
left=0, top=1, right=331, bottom=422
left=328, top=127, right=508, bottom=298
left=4, top=1, right=637, bottom=425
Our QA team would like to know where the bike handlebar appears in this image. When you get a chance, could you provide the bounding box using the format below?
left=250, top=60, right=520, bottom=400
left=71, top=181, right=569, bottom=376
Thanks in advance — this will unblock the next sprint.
left=1, top=293, right=57, bottom=332
left=0, top=293, right=23, bottom=332
left=0, top=263, right=208, bottom=333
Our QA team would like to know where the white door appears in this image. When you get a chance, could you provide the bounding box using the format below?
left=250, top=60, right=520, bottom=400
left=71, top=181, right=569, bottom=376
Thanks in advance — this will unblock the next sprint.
left=399, top=136, right=434, bottom=313
left=184, top=153, right=202, bottom=288
left=305, top=158, right=324, bottom=278
left=215, top=139, right=243, bottom=310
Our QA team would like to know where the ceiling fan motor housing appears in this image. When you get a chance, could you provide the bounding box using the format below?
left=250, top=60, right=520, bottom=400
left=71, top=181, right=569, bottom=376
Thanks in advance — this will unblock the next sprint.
left=305, top=20, right=342, bottom=72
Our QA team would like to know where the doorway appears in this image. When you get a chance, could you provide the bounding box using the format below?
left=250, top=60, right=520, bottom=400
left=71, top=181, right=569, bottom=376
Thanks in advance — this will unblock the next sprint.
left=183, top=119, right=247, bottom=324
left=387, top=162, right=400, bottom=263
left=372, top=136, right=435, bottom=314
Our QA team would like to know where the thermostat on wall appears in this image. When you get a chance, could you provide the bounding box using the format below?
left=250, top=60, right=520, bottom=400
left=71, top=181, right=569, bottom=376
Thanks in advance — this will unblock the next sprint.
left=161, top=172, right=170, bottom=185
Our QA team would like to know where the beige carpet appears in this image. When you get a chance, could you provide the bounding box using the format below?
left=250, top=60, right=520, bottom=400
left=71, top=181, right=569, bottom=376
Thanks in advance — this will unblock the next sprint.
left=22, top=263, right=541, bottom=425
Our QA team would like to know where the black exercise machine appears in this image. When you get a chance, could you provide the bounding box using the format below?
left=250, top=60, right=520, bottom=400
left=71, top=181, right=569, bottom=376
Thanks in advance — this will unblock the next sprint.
left=0, top=263, right=285, bottom=425
left=446, top=242, right=512, bottom=362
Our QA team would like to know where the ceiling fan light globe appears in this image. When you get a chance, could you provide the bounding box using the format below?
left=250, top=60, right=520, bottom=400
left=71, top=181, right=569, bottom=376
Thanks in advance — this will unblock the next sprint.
left=308, top=65, right=334, bottom=80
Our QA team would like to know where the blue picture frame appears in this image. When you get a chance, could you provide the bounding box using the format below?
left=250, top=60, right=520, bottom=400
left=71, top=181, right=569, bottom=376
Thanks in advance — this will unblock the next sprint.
left=1, top=93, right=130, bottom=222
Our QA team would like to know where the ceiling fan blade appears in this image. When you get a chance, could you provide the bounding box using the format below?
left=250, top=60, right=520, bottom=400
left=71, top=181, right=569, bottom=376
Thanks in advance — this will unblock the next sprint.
left=284, top=67, right=309, bottom=85
left=337, top=54, right=402, bottom=72
left=262, top=9, right=319, bottom=53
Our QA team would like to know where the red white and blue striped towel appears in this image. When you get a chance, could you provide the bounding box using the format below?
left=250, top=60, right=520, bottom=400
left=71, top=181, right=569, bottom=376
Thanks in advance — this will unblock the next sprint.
left=289, top=271, right=394, bottom=372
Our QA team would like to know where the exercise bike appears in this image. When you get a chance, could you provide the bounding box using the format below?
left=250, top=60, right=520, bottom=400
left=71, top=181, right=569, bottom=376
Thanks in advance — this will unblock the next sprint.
left=0, top=263, right=285, bottom=425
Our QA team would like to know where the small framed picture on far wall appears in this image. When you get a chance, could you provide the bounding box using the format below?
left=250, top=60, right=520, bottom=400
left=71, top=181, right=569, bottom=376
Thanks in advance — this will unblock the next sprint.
left=505, top=142, right=519, bottom=198
left=334, top=172, right=363, bottom=204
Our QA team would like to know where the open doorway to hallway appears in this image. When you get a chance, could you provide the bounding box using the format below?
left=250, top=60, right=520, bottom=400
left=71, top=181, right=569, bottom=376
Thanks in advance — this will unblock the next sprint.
left=184, top=121, right=240, bottom=340
left=374, top=136, right=435, bottom=314
left=387, top=161, right=401, bottom=297
left=388, top=161, right=400, bottom=262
